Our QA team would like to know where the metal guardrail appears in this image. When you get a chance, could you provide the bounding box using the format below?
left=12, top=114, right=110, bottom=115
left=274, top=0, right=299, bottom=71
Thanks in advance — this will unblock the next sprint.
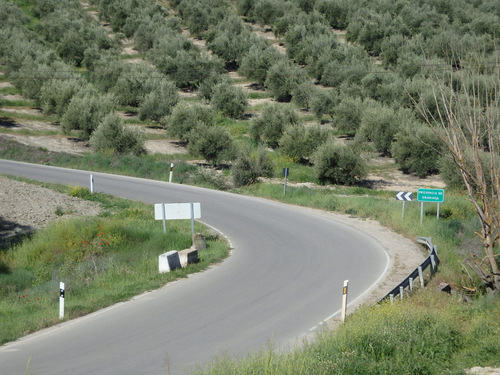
left=379, top=237, right=439, bottom=303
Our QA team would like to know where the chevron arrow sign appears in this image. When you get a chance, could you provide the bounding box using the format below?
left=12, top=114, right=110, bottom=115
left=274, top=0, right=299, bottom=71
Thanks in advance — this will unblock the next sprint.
left=396, top=192, right=413, bottom=201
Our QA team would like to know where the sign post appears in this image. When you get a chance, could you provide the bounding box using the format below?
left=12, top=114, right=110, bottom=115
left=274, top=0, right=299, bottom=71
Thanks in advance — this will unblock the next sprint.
left=417, top=188, right=444, bottom=223
left=162, top=203, right=167, bottom=234
left=396, top=191, right=413, bottom=219
left=282, top=168, right=289, bottom=196
left=190, top=202, right=195, bottom=239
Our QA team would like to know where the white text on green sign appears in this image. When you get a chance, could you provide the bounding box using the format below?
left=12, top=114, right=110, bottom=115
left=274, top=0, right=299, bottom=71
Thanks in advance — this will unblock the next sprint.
left=417, top=188, right=444, bottom=203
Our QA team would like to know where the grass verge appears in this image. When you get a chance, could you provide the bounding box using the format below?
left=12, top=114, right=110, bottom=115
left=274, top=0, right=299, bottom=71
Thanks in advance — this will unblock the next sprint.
left=196, top=291, right=500, bottom=375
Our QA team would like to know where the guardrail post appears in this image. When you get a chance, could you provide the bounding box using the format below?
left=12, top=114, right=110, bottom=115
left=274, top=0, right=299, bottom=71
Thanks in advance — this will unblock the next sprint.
left=409, top=277, right=413, bottom=292
left=418, top=266, right=424, bottom=288
left=341, top=280, right=349, bottom=322
left=399, top=286, right=404, bottom=300
left=430, top=255, right=436, bottom=274
left=389, top=294, right=394, bottom=303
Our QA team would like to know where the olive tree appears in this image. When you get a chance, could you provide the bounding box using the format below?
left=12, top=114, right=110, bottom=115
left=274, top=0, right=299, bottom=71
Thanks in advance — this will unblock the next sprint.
left=291, top=80, right=317, bottom=110
left=153, top=49, right=225, bottom=89
left=196, top=71, right=229, bottom=101
left=356, top=102, right=401, bottom=156
left=206, top=16, right=262, bottom=68
left=265, top=59, right=308, bottom=102
left=232, top=146, right=275, bottom=187
left=61, top=89, right=116, bottom=139
left=331, top=96, right=366, bottom=136
left=164, top=103, right=216, bottom=142
left=251, top=104, right=301, bottom=148
left=39, top=78, right=87, bottom=117
left=90, top=54, right=126, bottom=93
left=311, top=88, right=338, bottom=120
left=90, top=112, right=145, bottom=155
left=391, top=121, right=443, bottom=178
left=313, top=138, right=366, bottom=185
left=112, top=63, right=159, bottom=106
left=279, top=123, right=329, bottom=162
left=138, top=78, right=179, bottom=121
left=210, top=83, right=248, bottom=118
left=239, top=44, right=284, bottom=86
left=252, top=0, right=292, bottom=26
left=265, top=60, right=308, bottom=102
left=187, top=125, right=236, bottom=165
left=11, top=59, right=61, bottom=104
left=316, top=0, right=349, bottom=29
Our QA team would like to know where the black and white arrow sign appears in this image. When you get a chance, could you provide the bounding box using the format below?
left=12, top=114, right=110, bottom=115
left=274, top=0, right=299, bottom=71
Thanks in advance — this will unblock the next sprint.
left=396, top=192, right=413, bottom=201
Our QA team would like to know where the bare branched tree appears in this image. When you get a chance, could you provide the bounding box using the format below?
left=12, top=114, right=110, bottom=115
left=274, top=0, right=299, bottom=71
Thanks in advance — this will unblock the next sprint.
left=414, top=58, right=500, bottom=291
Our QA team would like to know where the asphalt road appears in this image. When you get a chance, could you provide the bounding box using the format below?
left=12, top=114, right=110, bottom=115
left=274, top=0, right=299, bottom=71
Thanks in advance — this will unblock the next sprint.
left=0, top=160, right=389, bottom=375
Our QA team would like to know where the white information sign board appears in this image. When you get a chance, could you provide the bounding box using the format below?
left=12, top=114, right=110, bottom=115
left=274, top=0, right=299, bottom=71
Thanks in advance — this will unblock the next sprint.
left=154, top=203, right=201, bottom=220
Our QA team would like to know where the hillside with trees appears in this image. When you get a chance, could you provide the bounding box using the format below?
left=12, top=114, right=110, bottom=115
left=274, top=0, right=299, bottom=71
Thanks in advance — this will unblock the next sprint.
left=1, top=0, right=499, bottom=372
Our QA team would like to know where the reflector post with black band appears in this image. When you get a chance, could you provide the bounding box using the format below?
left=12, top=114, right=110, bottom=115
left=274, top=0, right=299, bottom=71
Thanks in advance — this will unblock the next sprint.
left=59, top=282, right=65, bottom=319
left=341, top=280, right=349, bottom=322
left=169, top=163, right=174, bottom=183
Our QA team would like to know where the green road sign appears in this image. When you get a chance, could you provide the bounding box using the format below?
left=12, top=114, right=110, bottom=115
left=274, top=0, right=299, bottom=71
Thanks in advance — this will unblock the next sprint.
left=417, top=188, right=444, bottom=203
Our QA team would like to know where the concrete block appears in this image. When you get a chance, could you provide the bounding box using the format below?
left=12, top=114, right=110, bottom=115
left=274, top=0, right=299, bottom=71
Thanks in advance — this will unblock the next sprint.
left=159, top=250, right=181, bottom=273
left=179, top=248, right=198, bottom=267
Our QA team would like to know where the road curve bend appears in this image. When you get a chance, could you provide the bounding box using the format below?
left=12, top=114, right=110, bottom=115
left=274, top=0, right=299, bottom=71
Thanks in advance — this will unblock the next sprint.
left=0, top=160, right=389, bottom=375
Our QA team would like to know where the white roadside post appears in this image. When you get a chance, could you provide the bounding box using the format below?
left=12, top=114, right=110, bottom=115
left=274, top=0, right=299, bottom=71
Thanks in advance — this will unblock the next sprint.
left=90, top=174, right=94, bottom=193
left=341, top=280, right=349, bottom=323
left=59, top=282, right=65, bottom=319
left=169, top=163, right=174, bottom=183
left=282, top=168, right=289, bottom=196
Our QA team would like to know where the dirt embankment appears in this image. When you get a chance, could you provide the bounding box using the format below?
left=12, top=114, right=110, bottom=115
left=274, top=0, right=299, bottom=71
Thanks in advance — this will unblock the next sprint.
left=0, top=177, right=101, bottom=248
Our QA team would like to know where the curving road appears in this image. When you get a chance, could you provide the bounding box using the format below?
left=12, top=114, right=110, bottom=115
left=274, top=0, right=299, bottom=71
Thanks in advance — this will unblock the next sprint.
left=0, top=160, right=389, bottom=374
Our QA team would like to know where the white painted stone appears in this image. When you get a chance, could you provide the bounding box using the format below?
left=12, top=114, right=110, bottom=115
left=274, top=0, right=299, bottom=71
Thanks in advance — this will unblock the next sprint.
left=179, top=248, right=198, bottom=267
left=159, top=250, right=181, bottom=273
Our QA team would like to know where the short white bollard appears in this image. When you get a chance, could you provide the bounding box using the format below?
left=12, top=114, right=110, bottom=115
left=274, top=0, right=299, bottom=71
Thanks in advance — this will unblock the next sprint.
left=90, top=174, right=94, bottom=193
left=59, top=282, right=65, bottom=319
left=341, top=280, right=349, bottom=322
